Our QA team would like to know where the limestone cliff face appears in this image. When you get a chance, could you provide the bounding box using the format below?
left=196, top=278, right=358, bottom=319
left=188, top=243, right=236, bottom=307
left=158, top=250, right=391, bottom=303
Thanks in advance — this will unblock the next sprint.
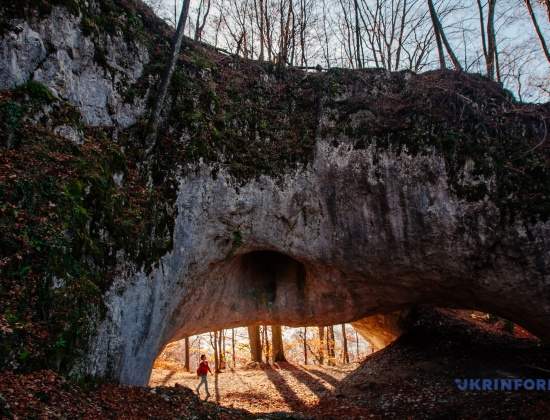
left=86, top=137, right=549, bottom=385
left=0, top=5, right=149, bottom=127
left=1, top=2, right=549, bottom=385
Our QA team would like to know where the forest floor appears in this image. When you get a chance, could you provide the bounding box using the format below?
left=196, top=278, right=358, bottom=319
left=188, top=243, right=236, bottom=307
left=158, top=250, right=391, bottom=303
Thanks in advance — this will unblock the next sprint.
left=150, top=361, right=354, bottom=413
left=2, top=308, right=550, bottom=419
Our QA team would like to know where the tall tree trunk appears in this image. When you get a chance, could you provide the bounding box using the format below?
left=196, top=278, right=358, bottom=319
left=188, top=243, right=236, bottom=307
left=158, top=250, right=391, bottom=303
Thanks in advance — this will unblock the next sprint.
left=427, top=0, right=462, bottom=70
left=427, top=0, right=446, bottom=69
left=194, top=0, right=203, bottom=40
left=353, top=0, right=362, bottom=68
left=486, top=0, right=497, bottom=79
left=232, top=329, right=236, bottom=368
left=476, top=0, right=489, bottom=67
left=525, top=0, right=550, bottom=64
left=248, top=325, right=263, bottom=363
left=272, top=325, right=286, bottom=362
left=184, top=337, right=190, bottom=372
left=263, top=325, right=271, bottom=363
left=145, top=0, right=191, bottom=156
left=341, top=324, right=349, bottom=364
left=258, top=0, right=265, bottom=61
left=303, top=327, right=308, bottom=365
left=222, top=329, right=226, bottom=362
left=218, top=329, right=224, bottom=368
left=213, top=331, right=220, bottom=372
left=318, top=326, right=325, bottom=365
left=327, top=326, right=336, bottom=366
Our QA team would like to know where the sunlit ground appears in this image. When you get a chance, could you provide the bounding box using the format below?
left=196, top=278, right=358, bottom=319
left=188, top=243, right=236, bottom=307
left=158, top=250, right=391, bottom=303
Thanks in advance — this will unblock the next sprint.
left=150, top=361, right=357, bottom=413
left=150, top=325, right=371, bottom=413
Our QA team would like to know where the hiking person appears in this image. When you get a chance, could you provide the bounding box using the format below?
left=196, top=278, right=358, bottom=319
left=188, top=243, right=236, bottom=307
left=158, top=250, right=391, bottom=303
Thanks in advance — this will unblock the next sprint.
left=195, top=354, right=213, bottom=398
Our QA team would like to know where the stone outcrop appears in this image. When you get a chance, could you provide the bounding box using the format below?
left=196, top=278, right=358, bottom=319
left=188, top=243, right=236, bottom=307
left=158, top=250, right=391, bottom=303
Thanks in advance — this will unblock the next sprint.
left=0, top=6, right=149, bottom=127
left=1, top=2, right=549, bottom=386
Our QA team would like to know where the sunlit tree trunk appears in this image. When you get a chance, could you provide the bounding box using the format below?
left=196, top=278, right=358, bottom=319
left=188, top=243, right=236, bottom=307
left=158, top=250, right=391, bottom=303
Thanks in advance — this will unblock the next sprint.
left=222, top=329, right=226, bottom=363
left=248, top=325, right=263, bottom=363
left=232, top=329, right=236, bottom=368
left=303, top=327, right=308, bottom=365
left=218, top=329, right=224, bottom=368
left=327, top=325, right=336, bottom=366
left=212, top=331, right=220, bottom=372
left=263, top=325, right=271, bottom=363
left=341, top=324, right=349, bottom=364
left=272, top=325, right=286, bottom=362
left=184, top=337, right=190, bottom=372
left=318, top=326, right=325, bottom=365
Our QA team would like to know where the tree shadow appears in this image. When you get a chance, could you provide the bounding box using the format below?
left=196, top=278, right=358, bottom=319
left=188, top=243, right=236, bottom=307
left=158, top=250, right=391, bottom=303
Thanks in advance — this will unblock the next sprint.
left=264, top=366, right=308, bottom=411
left=303, top=367, right=341, bottom=388
left=278, top=363, right=331, bottom=398
left=160, top=370, right=177, bottom=386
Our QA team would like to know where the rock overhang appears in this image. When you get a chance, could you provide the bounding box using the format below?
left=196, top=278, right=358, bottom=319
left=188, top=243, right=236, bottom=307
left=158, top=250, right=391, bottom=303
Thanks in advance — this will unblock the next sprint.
left=0, top=0, right=549, bottom=385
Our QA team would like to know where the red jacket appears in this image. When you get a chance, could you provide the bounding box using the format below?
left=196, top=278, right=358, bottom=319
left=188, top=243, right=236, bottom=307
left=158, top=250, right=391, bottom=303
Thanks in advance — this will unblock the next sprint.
left=197, top=361, right=210, bottom=375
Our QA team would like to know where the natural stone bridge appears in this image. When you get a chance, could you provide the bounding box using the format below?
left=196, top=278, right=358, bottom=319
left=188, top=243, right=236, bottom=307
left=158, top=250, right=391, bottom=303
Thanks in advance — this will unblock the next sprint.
left=87, top=128, right=550, bottom=385
left=3, top=3, right=548, bottom=387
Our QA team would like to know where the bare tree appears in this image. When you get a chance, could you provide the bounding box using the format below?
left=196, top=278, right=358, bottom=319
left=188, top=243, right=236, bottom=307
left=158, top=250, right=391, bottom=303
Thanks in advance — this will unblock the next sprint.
left=145, top=0, right=191, bottom=156
left=427, top=0, right=462, bottom=70
left=262, top=325, right=271, bottom=362
left=194, top=0, right=212, bottom=40
left=485, top=0, right=501, bottom=80
left=303, top=327, right=308, bottom=365
left=184, top=337, right=190, bottom=371
left=525, top=0, right=550, bottom=64
left=318, top=326, right=325, bottom=365
left=341, top=324, right=349, bottom=364
left=327, top=325, right=336, bottom=366
left=248, top=325, right=263, bottom=363
left=272, top=325, right=287, bottom=362
left=210, top=331, right=220, bottom=372
left=232, top=328, right=236, bottom=367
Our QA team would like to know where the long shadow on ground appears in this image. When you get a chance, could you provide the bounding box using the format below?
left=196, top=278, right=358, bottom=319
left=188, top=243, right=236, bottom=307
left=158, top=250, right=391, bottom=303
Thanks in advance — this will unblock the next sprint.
left=309, top=307, right=550, bottom=420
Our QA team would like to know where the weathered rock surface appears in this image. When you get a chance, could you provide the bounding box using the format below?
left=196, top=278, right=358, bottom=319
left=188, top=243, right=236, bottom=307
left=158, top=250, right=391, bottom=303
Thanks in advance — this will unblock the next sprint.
left=0, top=6, right=149, bottom=126
left=85, top=134, right=550, bottom=384
left=1, top=2, right=549, bottom=387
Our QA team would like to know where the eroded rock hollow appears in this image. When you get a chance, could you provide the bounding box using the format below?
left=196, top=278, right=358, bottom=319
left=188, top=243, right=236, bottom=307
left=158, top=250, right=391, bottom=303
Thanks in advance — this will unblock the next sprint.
left=1, top=2, right=549, bottom=386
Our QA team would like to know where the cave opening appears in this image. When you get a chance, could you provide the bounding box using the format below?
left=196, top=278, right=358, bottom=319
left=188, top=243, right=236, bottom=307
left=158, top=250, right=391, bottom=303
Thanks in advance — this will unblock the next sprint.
left=145, top=250, right=547, bottom=417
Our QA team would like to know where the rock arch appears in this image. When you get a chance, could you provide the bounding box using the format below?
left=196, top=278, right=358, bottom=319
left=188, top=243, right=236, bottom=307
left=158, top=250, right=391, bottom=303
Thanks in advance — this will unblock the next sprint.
left=85, top=139, right=550, bottom=385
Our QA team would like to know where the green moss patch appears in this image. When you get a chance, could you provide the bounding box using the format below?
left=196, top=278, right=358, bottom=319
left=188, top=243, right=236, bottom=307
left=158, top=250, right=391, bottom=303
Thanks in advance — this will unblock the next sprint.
left=0, top=88, right=177, bottom=373
left=320, top=69, right=550, bottom=223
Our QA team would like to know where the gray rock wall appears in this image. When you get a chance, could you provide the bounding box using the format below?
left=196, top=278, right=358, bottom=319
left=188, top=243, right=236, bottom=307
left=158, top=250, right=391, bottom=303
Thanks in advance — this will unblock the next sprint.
left=85, top=140, right=550, bottom=385
left=0, top=6, right=149, bottom=127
